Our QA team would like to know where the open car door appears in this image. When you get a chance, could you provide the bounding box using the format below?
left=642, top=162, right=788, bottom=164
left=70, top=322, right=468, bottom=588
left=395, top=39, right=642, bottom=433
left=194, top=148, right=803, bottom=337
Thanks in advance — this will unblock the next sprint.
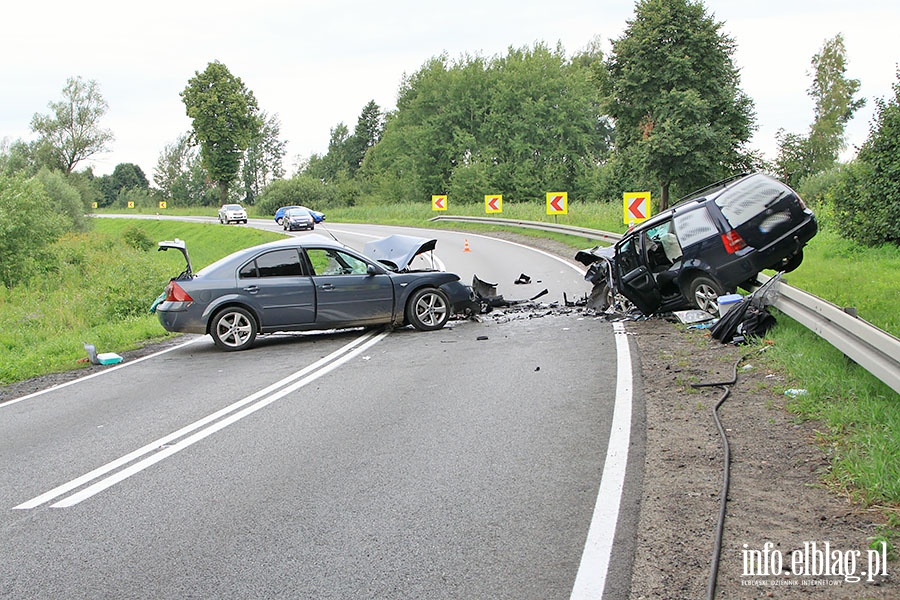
left=613, top=235, right=662, bottom=316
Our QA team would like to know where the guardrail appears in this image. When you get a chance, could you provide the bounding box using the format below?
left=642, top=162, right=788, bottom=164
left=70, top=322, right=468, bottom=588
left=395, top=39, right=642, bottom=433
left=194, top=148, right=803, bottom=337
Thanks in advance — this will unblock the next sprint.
left=430, top=215, right=900, bottom=395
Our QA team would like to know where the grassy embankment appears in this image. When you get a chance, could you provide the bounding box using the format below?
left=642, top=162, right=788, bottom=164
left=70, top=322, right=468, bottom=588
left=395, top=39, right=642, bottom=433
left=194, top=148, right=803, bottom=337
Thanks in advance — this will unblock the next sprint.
left=3, top=204, right=899, bottom=512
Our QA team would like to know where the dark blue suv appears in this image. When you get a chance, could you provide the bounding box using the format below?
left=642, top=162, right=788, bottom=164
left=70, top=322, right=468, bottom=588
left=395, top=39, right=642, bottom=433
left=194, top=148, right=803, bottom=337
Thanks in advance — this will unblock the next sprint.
left=576, top=173, right=818, bottom=315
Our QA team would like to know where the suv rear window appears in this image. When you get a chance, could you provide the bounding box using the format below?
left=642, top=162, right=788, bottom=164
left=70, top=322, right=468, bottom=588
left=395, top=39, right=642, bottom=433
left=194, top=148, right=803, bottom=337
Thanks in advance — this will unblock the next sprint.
left=714, top=176, right=789, bottom=228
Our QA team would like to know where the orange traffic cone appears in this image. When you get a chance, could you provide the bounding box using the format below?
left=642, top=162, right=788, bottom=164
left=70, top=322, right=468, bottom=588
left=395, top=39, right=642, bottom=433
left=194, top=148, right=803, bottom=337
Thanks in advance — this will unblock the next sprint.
left=463, top=239, right=471, bottom=252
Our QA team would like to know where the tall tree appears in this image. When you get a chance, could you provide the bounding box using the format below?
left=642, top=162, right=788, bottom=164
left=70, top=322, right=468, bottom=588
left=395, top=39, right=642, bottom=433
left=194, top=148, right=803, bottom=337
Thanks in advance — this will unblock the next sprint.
left=181, top=61, right=262, bottom=204
left=241, top=111, right=287, bottom=203
left=29, top=77, right=114, bottom=174
left=347, top=100, right=383, bottom=174
left=97, top=163, right=149, bottom=206
left=777, top=34, right=865, bottom=186
left=604, top=0, right=755, bottom=209
left=361, top=43, right=607, bottom=203
left=808, top=34, right=866, bottom=170
left=153, top=133, right=216, bottom=206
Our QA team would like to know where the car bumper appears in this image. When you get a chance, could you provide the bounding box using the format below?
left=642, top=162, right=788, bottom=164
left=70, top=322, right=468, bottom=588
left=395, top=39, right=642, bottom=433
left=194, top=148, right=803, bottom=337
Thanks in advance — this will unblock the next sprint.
left=155, top=302, right=208, bottom=334
left=440, top=280, right=479, bottom=316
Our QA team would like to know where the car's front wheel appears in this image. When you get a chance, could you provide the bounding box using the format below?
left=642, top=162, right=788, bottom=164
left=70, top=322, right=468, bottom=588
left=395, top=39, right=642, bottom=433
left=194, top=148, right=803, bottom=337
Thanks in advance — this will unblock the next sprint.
left=210, top=306, right=258, bottom=351
left=687, top=275, right=724, bottom=315
left=406, top=287, right=450, bottom=331
left=586, top=281, right=613, bottom=312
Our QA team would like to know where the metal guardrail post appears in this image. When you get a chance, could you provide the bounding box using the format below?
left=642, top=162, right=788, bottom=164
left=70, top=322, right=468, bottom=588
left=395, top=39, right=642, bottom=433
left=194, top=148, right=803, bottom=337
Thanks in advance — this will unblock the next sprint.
left=431, top=214, right=900, bottom=395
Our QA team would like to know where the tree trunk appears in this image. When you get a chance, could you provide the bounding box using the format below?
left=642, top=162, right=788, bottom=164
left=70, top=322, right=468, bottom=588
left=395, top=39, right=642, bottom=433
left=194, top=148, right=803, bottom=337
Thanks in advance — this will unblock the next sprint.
left=659, top=181, right=670, bottom=212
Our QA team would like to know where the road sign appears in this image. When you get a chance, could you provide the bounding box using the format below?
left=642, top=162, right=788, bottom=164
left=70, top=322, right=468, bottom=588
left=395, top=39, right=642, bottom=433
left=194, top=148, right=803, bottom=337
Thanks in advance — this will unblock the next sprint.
left=127, top=201, right=135, bottom=209
left=485, top=194, right=502, bottom=213
left=432, top=195, right=447, bottom=211
left=546, top=192, right=568, bottom=215
left=623, top=192, right=650, bottom=225
left=159, top=201, right=167, bottom=209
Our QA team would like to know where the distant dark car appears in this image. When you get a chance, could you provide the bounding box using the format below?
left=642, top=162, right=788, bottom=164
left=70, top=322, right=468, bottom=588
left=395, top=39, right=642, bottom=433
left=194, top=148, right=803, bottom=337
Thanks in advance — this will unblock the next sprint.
left=282, top=207, right=315, bottom=231
left=151, top=235, right=474, bottom=351
left=217, top=204, right=247, bottom=224
left=575, top=173, right=817, bottom=316
left=274, top=205, right=325, bottom=225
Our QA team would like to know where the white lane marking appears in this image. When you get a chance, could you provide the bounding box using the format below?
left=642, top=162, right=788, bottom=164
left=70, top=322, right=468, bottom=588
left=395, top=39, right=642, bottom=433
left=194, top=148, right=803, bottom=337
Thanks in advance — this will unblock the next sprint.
left=1, top=337, right=206, bottom=409
left=570, top=321, right=633, bottom=599
left=14, top=330, right=388, bottom=510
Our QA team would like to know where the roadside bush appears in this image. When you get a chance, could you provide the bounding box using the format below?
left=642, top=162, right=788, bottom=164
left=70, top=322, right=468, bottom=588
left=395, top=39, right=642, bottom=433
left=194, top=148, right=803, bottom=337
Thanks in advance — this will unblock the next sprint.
left=830, top=72, right=900, bottom=247
left=256, top=175, right=338, bottom=215
left=122, top=225, right=154, bottom=252
left=797, top=166, right=845, bottom=230
left=35, top=167, right=90, bottom=232
left=0, top=174, right=56, bottom=287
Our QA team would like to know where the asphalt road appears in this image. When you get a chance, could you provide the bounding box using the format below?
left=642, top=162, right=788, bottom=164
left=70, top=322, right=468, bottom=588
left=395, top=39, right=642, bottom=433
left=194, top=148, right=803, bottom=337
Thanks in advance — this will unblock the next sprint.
left=1, top=219, right=643, bottom=599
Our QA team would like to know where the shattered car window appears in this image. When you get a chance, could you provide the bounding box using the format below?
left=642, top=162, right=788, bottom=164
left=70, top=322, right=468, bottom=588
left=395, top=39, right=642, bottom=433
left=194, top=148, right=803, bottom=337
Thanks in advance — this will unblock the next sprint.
left=645, top=220, right=682, bottom=262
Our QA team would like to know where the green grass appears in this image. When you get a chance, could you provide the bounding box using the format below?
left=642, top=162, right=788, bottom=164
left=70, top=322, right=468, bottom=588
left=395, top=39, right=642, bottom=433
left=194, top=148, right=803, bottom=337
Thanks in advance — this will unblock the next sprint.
left=756, top=319, right=900, bottom=507
left=765, top=229, right=900, bottom=337
left=0, top=220, right=284, bottom=385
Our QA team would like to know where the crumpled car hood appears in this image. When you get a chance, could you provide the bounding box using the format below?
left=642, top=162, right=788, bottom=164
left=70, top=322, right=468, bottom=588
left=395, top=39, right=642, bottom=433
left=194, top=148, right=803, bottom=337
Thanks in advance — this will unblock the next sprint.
left=364, top=234, right=438, bottom=271
left=574, top=244, right=615, bottom=266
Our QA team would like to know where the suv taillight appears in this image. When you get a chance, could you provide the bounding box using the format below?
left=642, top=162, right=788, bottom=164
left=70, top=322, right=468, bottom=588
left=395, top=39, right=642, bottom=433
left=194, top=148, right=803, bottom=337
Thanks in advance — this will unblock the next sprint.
left=721, top=230, right=747, bottom=254
left=166, top=281, right=194, bottom=302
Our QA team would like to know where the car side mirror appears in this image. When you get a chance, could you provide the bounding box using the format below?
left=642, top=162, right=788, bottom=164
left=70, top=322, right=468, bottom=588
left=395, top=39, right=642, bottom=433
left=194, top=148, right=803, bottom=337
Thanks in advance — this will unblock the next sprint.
left=367, top=264, right=380, bottom=276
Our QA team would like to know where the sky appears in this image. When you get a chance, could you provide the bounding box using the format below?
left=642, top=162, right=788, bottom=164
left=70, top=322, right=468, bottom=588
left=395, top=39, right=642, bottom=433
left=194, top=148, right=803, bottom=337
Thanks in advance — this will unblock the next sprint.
left=2, top=0, right=898, bottom=179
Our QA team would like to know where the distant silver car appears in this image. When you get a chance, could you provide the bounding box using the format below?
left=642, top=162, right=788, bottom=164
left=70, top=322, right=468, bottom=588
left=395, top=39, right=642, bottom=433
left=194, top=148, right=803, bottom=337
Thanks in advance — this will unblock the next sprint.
left=151, top=234, right=475, bottom=351
left=282, top=207, right=315, bottom=231
left=218, top=204, right=247, bottom=224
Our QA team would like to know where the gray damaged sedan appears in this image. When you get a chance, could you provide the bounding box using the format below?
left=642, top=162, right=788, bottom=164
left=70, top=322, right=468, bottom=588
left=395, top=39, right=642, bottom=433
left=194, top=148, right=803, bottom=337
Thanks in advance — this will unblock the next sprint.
left=151, top=234, right=476, bottom=351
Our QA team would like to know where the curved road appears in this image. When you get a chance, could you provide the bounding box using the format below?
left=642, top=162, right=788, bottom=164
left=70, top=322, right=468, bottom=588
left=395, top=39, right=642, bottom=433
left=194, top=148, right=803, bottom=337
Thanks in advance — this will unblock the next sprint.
left=0, top=217, right=644, bottom=599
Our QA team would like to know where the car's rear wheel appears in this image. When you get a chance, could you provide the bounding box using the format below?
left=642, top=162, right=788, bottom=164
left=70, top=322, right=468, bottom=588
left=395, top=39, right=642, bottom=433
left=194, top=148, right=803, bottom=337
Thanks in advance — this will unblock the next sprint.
left=407, top=287, right=450, bottom=331
left=687, top=275, right=724, bottom=315
left=210, top=307, right=257, bottom=351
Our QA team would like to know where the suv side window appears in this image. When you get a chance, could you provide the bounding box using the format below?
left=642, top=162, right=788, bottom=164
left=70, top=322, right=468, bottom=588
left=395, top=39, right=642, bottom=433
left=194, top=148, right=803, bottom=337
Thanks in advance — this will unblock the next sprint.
left=673, top=207, right=718, bottom=248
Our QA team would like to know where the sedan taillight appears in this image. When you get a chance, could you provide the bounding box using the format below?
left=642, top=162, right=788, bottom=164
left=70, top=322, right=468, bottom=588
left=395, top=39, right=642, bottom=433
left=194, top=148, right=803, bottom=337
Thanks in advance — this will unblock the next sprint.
left=721, top=230, right=747, bottom=254
left=166, top=281, right=194, bottom=302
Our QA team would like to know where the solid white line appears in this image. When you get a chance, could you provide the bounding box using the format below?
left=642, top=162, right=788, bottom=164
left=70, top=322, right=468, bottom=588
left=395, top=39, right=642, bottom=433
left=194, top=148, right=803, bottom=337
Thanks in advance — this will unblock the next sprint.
left=1, top=336, right=206, bottom=409
left=14, top=330, right=386, bottom=510
left=570, top=321, right=634, bottom=599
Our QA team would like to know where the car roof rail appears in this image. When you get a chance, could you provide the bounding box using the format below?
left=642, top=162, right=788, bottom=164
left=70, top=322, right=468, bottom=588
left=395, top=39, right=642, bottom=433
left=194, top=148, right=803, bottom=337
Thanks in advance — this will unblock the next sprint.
left=676, top=172, right=750, bottom=203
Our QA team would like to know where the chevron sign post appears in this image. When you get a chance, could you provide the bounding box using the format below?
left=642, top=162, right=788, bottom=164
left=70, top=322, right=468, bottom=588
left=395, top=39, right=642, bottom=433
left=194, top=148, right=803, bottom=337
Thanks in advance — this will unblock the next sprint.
left=432, top=195, right=447, bottom=211
left=546, top=192, right=568, bottom=215
left=485, top=194, right=502, bottom=213
left=623, top=192, right=651, bottom=226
